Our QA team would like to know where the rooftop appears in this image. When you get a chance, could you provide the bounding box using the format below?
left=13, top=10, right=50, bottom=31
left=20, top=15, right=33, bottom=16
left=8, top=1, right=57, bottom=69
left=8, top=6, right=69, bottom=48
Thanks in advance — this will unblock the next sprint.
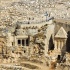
left=55, top=27, right=67, bottom=38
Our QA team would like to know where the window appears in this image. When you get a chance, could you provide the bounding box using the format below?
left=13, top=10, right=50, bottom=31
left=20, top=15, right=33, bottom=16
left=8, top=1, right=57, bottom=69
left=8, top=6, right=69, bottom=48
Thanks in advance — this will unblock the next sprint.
left=22, top=39, right=25, bottom=46
left=18, top=40, right=21, bottom=44
left=17, top=37, right=30, bottom=46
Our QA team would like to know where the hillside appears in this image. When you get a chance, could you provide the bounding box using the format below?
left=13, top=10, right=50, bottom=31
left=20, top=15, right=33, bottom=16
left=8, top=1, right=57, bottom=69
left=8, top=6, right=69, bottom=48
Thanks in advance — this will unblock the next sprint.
left=0, top=0, right=70, bottom=25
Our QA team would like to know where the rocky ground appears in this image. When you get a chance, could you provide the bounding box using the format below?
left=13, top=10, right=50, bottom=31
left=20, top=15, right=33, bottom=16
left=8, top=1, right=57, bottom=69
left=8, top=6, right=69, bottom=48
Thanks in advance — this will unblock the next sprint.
left=0, top=55, right=49, bottom=70
left=0, top=0, right=70, bottom=70
left=0, top=56, right=70, bottom=70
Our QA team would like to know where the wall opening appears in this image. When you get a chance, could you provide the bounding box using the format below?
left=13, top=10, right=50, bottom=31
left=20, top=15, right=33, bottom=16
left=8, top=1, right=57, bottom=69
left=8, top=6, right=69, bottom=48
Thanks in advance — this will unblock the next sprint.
left=49, top=35, right=54, bottom=50
left=17, top=37, right=30, bottom=47
left=66, top=31, right=70, bottom=52
left=18, top=40, right=21, bottom=44
left=22, top=39, right=25, bottom=46
left=26, top=38, right=29, bottom=46
left=57, top=55, right=61, bottom=60
left=24, top=50, right=26, bottom=53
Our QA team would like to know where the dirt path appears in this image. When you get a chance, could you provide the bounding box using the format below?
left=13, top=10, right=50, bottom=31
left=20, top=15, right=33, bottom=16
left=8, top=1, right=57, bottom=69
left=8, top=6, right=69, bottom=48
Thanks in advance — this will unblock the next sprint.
left=21, top=61, right=49, bottom=70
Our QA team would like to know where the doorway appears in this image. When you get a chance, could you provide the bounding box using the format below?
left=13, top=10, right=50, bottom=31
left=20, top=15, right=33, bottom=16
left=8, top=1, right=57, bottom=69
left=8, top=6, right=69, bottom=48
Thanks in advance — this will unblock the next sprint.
left=49, top=35, right=54, bottom=50
left=57, top=55, right=61, bottom=60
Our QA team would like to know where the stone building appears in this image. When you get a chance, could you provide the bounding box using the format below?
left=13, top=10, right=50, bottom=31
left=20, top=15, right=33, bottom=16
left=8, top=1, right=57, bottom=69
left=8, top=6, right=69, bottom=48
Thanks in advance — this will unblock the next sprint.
left=54, top=27, right=67, bottom=61
left=13, top=20, right=54, bottom=57
left=0, top=20, right=54, bottom=58
left=0, top=19, right=69, bottom=63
